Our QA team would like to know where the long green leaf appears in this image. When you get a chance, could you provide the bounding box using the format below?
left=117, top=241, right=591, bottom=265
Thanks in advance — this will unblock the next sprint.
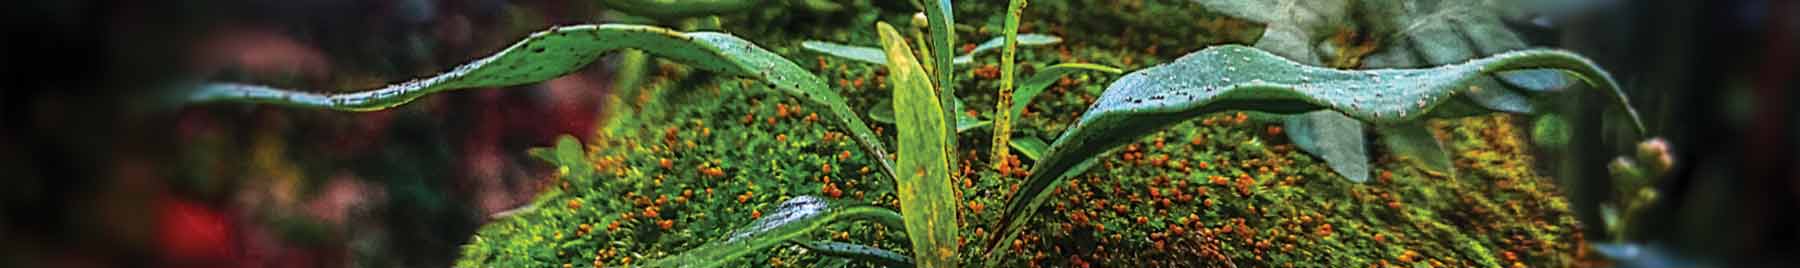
left=922, top=0, right=958, bottom=180
left=642, top=196, right=904, bottom=268
left=877, top=22, right=960, bottom=268
left=984, top=44, right=1647, bottom=257
left=793, top=240, right=915, bottom=268
left=802, top=34, right=1061, bottom=66
left=187, top=24, right=899, bottom=181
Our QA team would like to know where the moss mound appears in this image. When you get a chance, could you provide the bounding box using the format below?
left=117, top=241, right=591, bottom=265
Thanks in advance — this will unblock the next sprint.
left=456, top=1, right=1586, bottom=267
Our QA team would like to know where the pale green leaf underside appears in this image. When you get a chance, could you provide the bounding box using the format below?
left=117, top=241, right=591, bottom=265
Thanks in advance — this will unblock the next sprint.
left=643, top=196, right=903, bottom=268
left=793, top=240, right=915, bottom=268
left=1265, top=0, right=1580, bottom=184
left=800, top=40, right=889, bottom=64
left=186, top=24, right=898, bottom=181
left=801, top=34, right=1060, bottom=66
left=1378, top=122, right=1455, bottom=177
left=986, top=44, right=1646, bottom=257
left=1285, top=111, right=1370, bottom=182
left=878, top=22, right=961, bottom=268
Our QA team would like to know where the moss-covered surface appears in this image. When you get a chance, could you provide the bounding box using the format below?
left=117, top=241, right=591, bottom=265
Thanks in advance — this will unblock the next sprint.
left=456, top=1, right=1587, bottom=267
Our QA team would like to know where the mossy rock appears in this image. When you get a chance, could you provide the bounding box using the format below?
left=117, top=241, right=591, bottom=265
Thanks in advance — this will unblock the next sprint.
left=456, top=1, right=1585, bottom=267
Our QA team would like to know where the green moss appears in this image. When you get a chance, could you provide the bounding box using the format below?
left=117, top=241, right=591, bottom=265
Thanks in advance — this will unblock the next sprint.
left=457, top=1, right=1585, bottom=267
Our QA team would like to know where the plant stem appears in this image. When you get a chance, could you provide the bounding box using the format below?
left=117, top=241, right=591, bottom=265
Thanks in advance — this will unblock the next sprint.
left=990, top=0, right=1028, bottom=170
left=910, top=14, right=936, bottom=78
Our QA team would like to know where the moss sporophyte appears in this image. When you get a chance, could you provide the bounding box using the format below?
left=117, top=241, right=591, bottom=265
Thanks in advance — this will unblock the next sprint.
left=186, top=0, right=1659, bottom=267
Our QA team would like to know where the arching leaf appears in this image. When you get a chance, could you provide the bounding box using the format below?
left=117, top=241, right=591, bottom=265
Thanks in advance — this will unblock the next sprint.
left=984, top=44, right=1646, bottom=258
left=1452, top=13, right=1574, bottom=91
left=1277, top=0, right=1577, bottom=182
left=642, top=196, right=903, bottom=268
left=186, top=24, right=898, bottom=180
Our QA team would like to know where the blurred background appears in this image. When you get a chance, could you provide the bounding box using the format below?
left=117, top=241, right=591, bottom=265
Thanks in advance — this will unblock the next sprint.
left=0, top=0, right=1795, bottom=267
left=4, top=1, right=615, bottom=267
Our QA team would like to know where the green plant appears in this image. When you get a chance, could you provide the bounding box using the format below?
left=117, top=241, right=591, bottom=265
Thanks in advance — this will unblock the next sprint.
left=186, top=1, right=1650, bottom=267
left=793, top=240, right=917, bottom=268
left=876, top=21, right=962, bottom=268
left=861, top=63, right=1122, bottom=137
left=190, top=2, right=974, bottom=266
left=643, top=194, right=904, bottom=267
left=470, top=135, right=912, bottom=268
left=806, top=0, right=1123, bottom=170
left=185, top=11, right=1099, bottom=268
left=189, top=24, right=899, bottom=183
left=190, top=23, right=914, bottom=268
left=1588, top=137, right=1676, bottom=265
left=981, top=44, right=1648, bottom=259
left=1189, top=0, right=1607, bottom=182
